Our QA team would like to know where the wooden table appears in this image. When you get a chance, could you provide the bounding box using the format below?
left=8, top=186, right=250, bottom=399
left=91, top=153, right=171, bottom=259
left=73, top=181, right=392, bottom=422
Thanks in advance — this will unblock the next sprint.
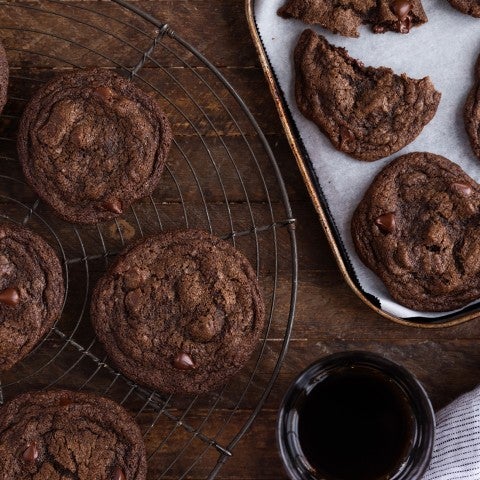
left=2, top=1, right=480, bottom=479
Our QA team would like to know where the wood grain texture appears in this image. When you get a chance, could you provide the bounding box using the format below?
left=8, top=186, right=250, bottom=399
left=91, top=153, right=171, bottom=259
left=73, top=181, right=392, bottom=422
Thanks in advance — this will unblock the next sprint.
left=0, top=1, right=480, bottom=479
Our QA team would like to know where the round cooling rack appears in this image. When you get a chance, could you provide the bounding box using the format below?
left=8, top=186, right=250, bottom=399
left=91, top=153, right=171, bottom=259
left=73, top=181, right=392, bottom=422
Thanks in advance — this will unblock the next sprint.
left=0, top=1, right=298, bottom=478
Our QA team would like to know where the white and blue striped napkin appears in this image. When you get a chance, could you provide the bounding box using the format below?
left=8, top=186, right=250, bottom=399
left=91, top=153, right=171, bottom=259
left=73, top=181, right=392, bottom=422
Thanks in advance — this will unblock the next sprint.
left=424, top=386, right=480, bottom=479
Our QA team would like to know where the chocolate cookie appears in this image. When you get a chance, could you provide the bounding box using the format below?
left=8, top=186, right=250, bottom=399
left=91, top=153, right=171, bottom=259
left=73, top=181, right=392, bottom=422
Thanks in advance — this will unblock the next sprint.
left=0, top=389, right=147, bottom=479
left=0, top=222, right=64, bottom=372
left=278, top=0, right=428, bottom=37
left=18, top=69, right=172, bottom=224
left=352, top=152, right=480, bottom=312
left=448, top=0, right=480, bottom=17
left=294, top=30, right=441, bottom=161
left=464, top=54, right=480, bottom=158
left=0, top=40, right=8, bottom=115
left=91, top=230, right=265, bottom=395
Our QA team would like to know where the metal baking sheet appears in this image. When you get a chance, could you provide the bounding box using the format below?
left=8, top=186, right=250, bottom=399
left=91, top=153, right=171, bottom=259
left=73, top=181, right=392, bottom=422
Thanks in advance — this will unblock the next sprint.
left=247, top=0, right=480, bottom=326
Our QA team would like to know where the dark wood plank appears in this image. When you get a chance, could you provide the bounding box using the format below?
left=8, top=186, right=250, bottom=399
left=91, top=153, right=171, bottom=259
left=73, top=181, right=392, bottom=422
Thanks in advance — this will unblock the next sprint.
left=0, top=1, right=260, bottom=68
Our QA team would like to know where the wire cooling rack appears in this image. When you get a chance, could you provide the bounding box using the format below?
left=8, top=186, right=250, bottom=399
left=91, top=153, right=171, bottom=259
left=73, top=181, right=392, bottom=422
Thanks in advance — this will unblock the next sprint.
left=0, top=1, right=297, bottom=478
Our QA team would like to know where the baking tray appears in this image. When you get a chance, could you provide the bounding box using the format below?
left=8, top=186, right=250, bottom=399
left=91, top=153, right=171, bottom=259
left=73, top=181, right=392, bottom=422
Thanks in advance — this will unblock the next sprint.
left=246, top=0, right=480, bottom=328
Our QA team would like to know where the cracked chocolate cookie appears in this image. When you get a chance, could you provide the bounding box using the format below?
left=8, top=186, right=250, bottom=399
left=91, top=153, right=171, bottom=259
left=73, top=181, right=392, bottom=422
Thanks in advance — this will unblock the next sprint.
left=352, top=152, right=480, bottom=312
left=448, top=0, right=480, bottom=17
left=0, top=389, right=147, bottom=479
left=18, top=69, right=172, bottom=224
left=91, top=230, right=265, bottom=395
left=278, top=0, right=428, bottom=37
left=0, top=222, right=64, bottom=372
left=464, top=54, right=480, bottom=158
left=294, top=30, right=441, bottom=161
left=0, top=40, right=8, bottom=115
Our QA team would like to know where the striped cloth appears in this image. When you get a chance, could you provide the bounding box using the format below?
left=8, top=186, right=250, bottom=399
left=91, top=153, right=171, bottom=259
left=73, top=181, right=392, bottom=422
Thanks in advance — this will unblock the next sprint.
left=424, top=386, right=480, bottom=479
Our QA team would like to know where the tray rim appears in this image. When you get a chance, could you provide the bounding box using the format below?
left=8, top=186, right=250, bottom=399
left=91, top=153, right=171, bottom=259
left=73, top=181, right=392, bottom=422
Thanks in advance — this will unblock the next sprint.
left=245, top=0, right=480, bottom=329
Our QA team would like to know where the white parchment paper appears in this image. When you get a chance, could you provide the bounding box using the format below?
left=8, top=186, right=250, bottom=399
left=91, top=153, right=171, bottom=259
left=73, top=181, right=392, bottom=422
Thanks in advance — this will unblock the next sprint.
left=255, top=0, right=480, bottom=318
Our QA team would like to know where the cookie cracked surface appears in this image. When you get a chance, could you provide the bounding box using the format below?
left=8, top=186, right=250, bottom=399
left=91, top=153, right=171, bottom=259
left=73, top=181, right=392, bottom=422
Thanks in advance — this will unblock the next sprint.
left=0, top=222, right=64, bottom=372
left=294, top=30, right=440, bottom=161
left=0, top=390, right=147, bottom=480
left=278, top=0, right=428, bottom=37
left=18, top=69, right=172, bottom=224
left=352, top=152, right=480, bottom=312
left=91, top=230, right=265, bottom=395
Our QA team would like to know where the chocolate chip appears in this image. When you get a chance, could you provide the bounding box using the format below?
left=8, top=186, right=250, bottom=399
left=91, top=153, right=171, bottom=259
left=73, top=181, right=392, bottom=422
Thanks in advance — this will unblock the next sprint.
left=398, top=16, right=412, bottom=34
left=173, top=352, right=195, bottom=370
left=22, top=443, right=38, bottom=463
left=94, top=86, right=114, bottom=102
left=59, top=396, right=72, bottom=407
left=452, top=182, right=473, bottom=196
left=104, top=199, right=123, bottom=214
left=0, top=287, right=20, bottom=306
left=375, top=213, right=396, bottom=234
left=391, top=0, right=412, bottom=20
left=113, top=466, right=126, bottom=480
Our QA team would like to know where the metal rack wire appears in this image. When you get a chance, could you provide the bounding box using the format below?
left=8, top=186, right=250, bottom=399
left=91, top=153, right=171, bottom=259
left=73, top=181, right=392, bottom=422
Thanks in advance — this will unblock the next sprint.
left=0, top=1, right=298, bottom=478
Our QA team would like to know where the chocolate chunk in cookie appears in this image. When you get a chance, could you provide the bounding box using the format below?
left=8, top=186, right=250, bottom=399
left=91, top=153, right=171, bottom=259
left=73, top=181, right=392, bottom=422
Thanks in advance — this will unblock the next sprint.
left=278, top=0, right=427, bottom=37
left=0, top=390, right=146, bottom=479
left=0, top=40, right=8, bottom=115
left=352, top=152, right=480, bottom=312
left=448, top=0, right=480, bottom=17
left=294, top=30, right=441, bottom=161
left=464, top=54, right=480, bottom=158
left=91, top=230, right=265, bottom=395
left=18, top=69, right=172, bottom=224
left=0, top=222, right=64, bottom=372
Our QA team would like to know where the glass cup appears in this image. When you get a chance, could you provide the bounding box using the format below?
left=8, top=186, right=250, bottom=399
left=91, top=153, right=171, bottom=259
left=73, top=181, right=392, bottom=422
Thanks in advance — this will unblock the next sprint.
left=277, top=351, right=435, bottom=480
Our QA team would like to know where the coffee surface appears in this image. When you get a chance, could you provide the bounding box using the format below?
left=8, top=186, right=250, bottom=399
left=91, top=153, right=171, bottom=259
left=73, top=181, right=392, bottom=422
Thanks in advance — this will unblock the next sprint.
left=298, top=367, right=414, bottom=480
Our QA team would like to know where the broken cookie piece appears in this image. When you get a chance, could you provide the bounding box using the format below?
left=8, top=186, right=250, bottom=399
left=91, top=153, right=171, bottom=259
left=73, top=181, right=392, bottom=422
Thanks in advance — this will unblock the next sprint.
left=278, top=0, right=427, bottom=37
left=294, top=30, right=440, bottom=161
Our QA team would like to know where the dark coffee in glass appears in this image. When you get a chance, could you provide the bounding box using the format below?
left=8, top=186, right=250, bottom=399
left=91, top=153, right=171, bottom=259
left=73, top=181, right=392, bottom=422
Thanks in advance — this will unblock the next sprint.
left=277, top=352, right=435, bottom=480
